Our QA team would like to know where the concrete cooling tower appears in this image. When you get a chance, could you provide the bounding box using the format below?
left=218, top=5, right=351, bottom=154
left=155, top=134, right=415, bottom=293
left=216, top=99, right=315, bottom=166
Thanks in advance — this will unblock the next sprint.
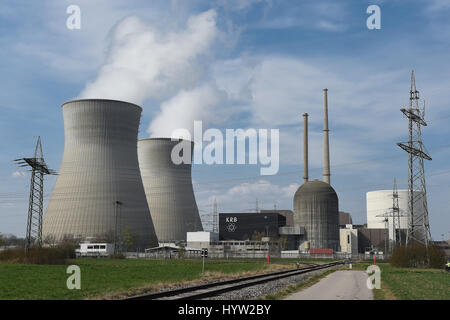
left=138, top=138, right=203, bottom=242
left=43, top=99, right=159, bottom=249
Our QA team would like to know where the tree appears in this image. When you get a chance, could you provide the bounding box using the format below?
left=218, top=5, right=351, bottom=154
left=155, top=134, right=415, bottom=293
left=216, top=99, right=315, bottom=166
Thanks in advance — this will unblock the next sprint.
left=122, top=226, right=135, bottom=252
left=251, top=231, right=265, bottom=241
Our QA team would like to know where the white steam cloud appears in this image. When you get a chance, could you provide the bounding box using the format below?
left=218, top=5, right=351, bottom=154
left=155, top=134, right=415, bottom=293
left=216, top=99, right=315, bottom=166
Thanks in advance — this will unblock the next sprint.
left=80, top=9, right=224, bottom=138
left=148, top=84, right=226, bottom=138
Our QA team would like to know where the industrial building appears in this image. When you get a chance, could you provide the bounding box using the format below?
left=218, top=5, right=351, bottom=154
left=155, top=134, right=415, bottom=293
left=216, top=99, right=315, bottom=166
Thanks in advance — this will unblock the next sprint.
left=43, top=99, right=159, bottom=250
left=356, top=227, right=387, bottom=254
left=339, top=211, right=352, bottom=227
left=293, top=89, right=340, bottom=252
left=339, top=225, right=358, bottom=255
left=187, top=230, right=283, bottom=258
left=138, top=138, right=203, bottom=242
left=219, top=212, right=286, bottom=241
left=366, top=189, right=420, bottom=242
left=260, top=209, right=294, bottom=226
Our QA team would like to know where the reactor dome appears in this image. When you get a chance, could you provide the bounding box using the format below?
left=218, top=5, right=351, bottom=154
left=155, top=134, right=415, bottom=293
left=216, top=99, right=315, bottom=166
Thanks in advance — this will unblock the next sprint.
left=293, top=180, right=339, bottom=251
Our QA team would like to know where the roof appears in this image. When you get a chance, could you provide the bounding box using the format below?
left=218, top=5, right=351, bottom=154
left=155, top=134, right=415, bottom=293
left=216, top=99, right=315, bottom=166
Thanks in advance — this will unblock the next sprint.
left=145, top=246, right=202, bottom=252
left=294, top=180, right=338, bottom=198
left=61, top=98, right=142, bottom=110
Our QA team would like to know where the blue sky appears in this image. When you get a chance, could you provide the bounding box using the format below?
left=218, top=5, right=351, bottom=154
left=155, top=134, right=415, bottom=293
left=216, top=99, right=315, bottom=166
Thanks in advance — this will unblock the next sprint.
left=1, top=0, right=449, bottom=239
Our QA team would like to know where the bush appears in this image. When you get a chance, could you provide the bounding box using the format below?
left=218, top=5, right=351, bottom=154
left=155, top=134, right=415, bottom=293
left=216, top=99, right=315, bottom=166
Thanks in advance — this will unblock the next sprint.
left=0, top=245, right=76, bottom=265
left=109, top=253, right=125, bottom=259
left=390, top=243, right=446, bottom=269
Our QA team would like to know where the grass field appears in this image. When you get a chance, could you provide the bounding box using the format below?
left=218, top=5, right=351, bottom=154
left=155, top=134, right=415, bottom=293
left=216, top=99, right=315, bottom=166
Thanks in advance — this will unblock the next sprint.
left=355, top=263, right=450, bottom=300
left=0, top=258, right=297, bottom=300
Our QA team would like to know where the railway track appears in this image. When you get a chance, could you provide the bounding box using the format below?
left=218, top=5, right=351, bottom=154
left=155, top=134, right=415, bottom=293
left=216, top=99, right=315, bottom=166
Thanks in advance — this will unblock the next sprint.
left=125, top=261, right=344, bottom=300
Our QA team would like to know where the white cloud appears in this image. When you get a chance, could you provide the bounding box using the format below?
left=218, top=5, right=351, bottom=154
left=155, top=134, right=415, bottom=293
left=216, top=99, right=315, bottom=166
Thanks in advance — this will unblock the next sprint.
left=147, top=83, right=227, bottom=138
left=12, top=171, right=25, bottom=178
left=426, top=0, right=450, bottom=12
left=80, top=9, right=219, bottom=105
left=197, top=179, right=299, bottom=212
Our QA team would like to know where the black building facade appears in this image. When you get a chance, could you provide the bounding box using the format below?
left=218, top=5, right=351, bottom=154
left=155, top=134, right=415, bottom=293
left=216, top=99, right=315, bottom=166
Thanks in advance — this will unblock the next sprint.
left=219, top=212, right=286, bottom=241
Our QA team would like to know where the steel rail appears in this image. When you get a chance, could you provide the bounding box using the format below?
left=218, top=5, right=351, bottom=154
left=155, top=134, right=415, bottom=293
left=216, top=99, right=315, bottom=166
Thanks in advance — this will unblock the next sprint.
left=125, top=261, right=344, bottom=300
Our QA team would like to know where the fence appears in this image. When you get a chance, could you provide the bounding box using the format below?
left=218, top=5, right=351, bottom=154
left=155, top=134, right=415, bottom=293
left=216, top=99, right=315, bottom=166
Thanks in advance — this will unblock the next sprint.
left=123, top=251, right=387, bottom=260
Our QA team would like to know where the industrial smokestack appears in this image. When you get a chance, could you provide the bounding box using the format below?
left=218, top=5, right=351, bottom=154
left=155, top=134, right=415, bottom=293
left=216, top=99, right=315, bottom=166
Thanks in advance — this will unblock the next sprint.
left=323, top=88, right=331, bottom=185
left=303, top=113, right=309, bottom=184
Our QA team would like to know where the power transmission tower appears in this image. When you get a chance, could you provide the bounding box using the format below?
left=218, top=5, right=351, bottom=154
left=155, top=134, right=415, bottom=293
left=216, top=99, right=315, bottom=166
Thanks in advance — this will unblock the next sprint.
left=212, top=198, right=218, bottom=233
left=14, top=137, right=56, bottom=252
left=397, top=70, right=432, bottom=246
left=391, top=178, right=405, bottom=247
left=376, top=211, right=392, bottom=254
left=378, top=178, right=408, bottom=253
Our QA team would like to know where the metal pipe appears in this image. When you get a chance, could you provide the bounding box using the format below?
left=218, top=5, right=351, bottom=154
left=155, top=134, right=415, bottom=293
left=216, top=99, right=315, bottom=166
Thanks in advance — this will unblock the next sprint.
left=323, top=88, right=331, bottom=185
left=303, top=113, right=309, bottom=183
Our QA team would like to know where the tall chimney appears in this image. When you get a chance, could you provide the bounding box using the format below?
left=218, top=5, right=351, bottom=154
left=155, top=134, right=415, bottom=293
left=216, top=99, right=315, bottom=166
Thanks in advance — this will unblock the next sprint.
left=323, top=88, right=331, bottom=185
left=303, top=113, right=309, bottom=184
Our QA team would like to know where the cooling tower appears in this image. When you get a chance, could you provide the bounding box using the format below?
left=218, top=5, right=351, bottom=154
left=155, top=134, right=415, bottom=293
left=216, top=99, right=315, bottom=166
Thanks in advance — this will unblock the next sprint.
left=367, top=190, right=422, bottom=241
left=138, top=138, right=203, bottom=242
left=42, top=99, right=159, bottom=249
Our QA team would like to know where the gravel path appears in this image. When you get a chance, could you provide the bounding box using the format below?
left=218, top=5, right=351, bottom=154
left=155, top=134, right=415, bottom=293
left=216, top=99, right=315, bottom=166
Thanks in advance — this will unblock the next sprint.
left=205, top=267, right=335, bottom=300
left=284, top=270, right=373, bottom=300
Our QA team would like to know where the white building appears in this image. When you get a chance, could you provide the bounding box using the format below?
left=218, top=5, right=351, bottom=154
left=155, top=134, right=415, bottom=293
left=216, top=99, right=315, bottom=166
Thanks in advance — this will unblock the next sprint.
left=339, top=225, right=358, bottom=254
left=186, top=231, right=219, bottom=249
left=366, top=189, right=423, bottom=241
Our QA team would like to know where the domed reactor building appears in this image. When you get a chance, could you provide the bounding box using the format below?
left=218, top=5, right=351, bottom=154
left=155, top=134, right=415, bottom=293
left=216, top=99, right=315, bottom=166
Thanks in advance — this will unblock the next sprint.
left=293, top=89, right=340, bottom=251
left=43, top=99, right=159, bottom=250
left=138, top=138, right=203, bottom=242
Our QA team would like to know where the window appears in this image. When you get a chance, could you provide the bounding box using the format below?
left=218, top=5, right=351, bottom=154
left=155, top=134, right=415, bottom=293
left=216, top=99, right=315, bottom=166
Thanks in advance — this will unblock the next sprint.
left=87, top=246, right=93, bottom=249
left=347, top=235, right=350, bottom=244
left=94, top=245, right=99, bottom=249
left=100, top=245, right=106, bottom=249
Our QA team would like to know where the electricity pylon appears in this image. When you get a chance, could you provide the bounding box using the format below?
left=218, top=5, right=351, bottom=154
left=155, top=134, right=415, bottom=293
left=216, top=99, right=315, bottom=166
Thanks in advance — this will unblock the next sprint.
left=212, top=198, right=218, bottom=233
left=397, top=70, right=432, bottom=246
left=14, top=137, right=56, bottom=252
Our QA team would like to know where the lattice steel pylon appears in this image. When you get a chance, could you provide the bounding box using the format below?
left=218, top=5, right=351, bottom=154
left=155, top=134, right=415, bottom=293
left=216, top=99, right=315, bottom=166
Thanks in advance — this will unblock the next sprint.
left=378, top=178, right=408, bottom=253
left=397, top=70, right=432, bottom=246
left=14, top=137, right=56, bottom=251
left=391, top=178, right=403, bottom=247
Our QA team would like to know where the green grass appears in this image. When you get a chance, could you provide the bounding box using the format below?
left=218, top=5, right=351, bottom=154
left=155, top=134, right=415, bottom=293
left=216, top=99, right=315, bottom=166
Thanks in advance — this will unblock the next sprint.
left=354, top=263, right=450, bottom=300
left=0, top=258, right=275, bottom=300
